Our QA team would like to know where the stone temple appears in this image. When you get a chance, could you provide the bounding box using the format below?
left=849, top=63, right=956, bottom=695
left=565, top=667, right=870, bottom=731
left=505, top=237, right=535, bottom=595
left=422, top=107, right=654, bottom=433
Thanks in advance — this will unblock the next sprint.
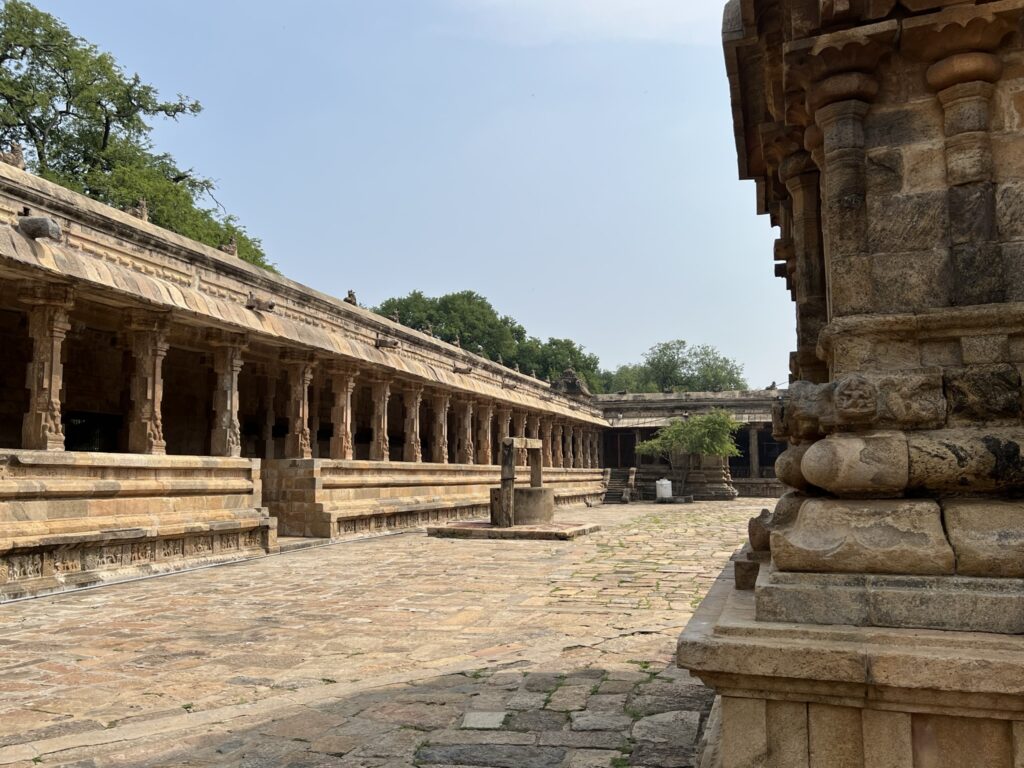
left=3, top=1, right=1024, bottom=765
left=679, top=0, right=1024, bottom=765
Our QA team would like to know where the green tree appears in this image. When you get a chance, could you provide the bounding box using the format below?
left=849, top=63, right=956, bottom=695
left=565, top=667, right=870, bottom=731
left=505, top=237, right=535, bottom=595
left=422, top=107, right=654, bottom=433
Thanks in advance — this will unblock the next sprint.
left=600, top=340, right=748, bottom=394
left=679, top=344, right=748, bottom=392
left=0, top=0, right=272, bottom=269
left=635, top=410, right=741, bottom=463
left=374, top=290, right=603, bottom=391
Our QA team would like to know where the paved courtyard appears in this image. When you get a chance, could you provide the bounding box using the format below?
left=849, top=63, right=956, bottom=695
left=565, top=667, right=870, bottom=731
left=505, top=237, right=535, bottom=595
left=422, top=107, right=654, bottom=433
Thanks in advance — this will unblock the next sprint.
left=0, top=500, right=764, bottom=767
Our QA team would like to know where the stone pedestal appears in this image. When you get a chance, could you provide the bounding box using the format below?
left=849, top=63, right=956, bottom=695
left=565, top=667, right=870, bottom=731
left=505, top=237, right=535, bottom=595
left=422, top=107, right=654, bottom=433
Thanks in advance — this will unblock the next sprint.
left=682, top=455, right=738, bottom=502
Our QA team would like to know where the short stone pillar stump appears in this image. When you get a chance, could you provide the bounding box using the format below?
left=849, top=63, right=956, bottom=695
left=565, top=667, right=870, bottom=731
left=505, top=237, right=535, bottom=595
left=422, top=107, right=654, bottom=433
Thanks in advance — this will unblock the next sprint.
left=428, top=437, right=599, bottom=541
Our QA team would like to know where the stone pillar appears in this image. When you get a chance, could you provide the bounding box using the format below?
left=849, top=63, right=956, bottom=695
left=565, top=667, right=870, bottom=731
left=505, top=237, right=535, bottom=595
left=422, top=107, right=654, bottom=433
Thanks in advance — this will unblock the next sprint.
left=564, top=424, right=575, bottom=469
left=512, top=412, right=527, bottom=466
left=403, top=384, right=424, bottom=463
left=551, top=422, right=563, bottom=469
left=208, top=331, right=247, bottom=458
left=19, top=283, right=73, bottom=451
left=527, top=413, right=540, bottom=466
left=282, top=353, right=314, bottom=460
left=748, top=425, right=761, bottom=479
left=456, top=399, right=474, bottom=465
left=572, top=425, right=583, bottom=469
left=495, top=407, right=512, bottom=466
left=126, top=311, right=170, bottom=455
left=540, top=418, right=553, bottom=468
left=369, top=377, right=390, bottom=462
left=261, top=363, right=278, bottom=460
left=432, top=392, right=450, bottom=464
left=476, top=401, right=494, bottom=465
left=328, top=366, right=357, bottom=461
left=309, top=371, right=321, bottom=459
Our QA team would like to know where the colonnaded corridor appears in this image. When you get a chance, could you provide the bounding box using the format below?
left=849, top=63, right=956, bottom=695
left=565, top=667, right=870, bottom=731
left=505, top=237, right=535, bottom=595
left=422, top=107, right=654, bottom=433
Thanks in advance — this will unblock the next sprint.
left=0, top=501, right=761, bottom=767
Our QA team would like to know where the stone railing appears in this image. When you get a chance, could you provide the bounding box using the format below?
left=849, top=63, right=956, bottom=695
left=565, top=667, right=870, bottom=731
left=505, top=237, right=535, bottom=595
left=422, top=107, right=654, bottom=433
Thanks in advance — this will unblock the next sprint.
left=0, top=451, right=274, bottom=600
left=262, top=459, right=606, bottom=539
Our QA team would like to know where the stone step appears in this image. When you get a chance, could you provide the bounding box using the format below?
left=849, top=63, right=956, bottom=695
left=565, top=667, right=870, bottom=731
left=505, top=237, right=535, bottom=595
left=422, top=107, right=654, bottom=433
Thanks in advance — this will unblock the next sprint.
left=278, top=536, right=332, bottom=553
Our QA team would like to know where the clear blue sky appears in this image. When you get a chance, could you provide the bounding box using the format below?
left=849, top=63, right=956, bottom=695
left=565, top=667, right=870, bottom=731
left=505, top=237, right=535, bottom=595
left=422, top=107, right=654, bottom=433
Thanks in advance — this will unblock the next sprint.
left=36, top=0, right=793, bottom=387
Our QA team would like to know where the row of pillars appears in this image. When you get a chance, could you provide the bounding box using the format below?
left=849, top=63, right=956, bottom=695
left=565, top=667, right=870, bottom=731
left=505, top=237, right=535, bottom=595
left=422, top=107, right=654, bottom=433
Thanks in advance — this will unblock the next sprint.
left=17, top=284, right=603, bottom=469
left=276, top=360, right=602, bottom=469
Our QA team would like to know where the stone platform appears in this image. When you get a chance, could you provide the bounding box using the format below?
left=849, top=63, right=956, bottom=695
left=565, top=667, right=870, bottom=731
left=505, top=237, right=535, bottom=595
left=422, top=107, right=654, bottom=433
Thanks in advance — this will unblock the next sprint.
left=427, top=520, right=600, bottom=540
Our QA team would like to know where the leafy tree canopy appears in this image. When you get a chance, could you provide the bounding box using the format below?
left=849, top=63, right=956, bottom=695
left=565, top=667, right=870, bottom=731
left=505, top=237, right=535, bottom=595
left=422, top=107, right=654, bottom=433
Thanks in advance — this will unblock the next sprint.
left=599, top=339, right=748, bottom=394
left=635, top=410, right=742, bottom=461
left=375, top=290, right=602, bottom=391
left=0, top=0, right=272, bottom=269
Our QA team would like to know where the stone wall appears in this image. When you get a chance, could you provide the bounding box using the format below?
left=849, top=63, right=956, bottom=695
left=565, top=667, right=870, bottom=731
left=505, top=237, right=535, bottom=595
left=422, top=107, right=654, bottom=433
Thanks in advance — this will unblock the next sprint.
left=0, top=450, right=274, bottom=600
left=263, top=460, right=606, bottom=539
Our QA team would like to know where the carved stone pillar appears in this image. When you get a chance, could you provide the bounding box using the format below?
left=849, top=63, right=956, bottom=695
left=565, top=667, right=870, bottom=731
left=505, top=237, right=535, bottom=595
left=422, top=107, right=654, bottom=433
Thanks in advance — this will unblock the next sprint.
left=551, top=422, right=564, bottom=469
left=476, top=401, right=494, bottom=465
left=540, top=418, right=553, bottom=468
left=564, top=423, right=575, bottom=469
left=748, top=425, right=761, bottom=479
left=456, top=399, right=474, bottom=465
left=512, top=412, right=527, bottom=466
left=369, top=377, right=390, bottom=462
left=282, top=353, right=314, bottom=460
left=495, top=407, right=512, bottom=466
left=208, top=332, right=247, bottom=458
left=403, top=384, right=423, bottom=463
left=19, top=283, right=73, bottom=451
left=526, top=413, right=541, bottom=465
left=126, top=311, right=170, bottom=455
left=432, top=392, right=450, bottom=464
left=309, top=371, right=321, bottom=459
left=328, top=366, right=357, bottom=461
left=572, top=426, right=583, bottom=469
left=261, top=363, right=278, bottom=460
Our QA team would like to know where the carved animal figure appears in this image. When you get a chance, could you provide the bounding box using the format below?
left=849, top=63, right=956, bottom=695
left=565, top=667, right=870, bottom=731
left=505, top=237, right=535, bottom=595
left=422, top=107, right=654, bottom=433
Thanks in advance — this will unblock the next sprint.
left=344, top=290, right=358, bottom=306
left=127, top=199, right=148, bottom=222
left=219, top=236, right=238, bottom=256
left=0, top=142, right=25, bottom=170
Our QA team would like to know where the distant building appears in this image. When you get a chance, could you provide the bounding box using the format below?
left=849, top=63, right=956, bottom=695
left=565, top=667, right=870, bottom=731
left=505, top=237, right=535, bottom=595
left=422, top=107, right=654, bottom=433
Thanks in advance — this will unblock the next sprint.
left=594, top=390, right=785, bottom=498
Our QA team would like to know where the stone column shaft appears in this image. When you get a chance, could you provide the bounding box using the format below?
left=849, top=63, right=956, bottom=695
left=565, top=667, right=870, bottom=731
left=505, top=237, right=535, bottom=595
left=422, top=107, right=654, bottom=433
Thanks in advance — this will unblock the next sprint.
left=403, top=385, right=424, bottom=463
left=457, top=400, right=474, bottom=465
left=564, top=424, right=575, bottom=469
left=748, top=425, right=761, bottom=479
left=328, top=369, right=357, bottom=460
left=127, top=313, right=170, bottom=455
left=20, top=285, right=73, bottom=451
left=552, top=423, right=564, bottom=469
left=309, top=373, right=321, bottom=459
left=370, top=378, right=390, bottom=462
left=283, top=356, right=314, bottom=459
left=432, top=393, right=450, bottom=464
left=572, top=426, right=583, bottom=469
left=496, top=407, right=512, bottom=466
left=476, top=403, right=494, bottom=465
left=540, top=418, right=553, bottom=468
left=210, top=337, right=246, bottom=458
left=513, top=412, right=528, bottom=466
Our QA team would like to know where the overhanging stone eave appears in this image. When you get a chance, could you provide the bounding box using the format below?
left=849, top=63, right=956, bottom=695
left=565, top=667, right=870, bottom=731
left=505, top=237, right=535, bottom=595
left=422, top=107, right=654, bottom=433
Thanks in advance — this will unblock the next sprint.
left=0, top=164, right=579, bottom=409
left=0, top=235, right=608, bottom=428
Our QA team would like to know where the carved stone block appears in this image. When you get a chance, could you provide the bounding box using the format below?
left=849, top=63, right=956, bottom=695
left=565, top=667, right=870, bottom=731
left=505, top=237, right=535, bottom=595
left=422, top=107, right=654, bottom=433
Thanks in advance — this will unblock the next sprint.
left=771, top=498, right=955, bottom=575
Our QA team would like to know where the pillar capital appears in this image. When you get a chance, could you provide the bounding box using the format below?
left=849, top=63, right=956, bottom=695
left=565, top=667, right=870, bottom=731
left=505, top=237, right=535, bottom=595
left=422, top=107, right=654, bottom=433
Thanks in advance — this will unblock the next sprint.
left=205, top=329, right=249, bottom=351
left=18, top=280, right=74, bottom=309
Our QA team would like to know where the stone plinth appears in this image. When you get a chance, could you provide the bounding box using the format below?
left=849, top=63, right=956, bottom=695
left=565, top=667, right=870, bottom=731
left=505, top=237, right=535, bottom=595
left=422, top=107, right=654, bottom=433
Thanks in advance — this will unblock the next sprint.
left=427, top=521, right=600, bottom=540
left=679, top=568, right=1024, bottom=767
left=262, top=460, right=606, bottom=540
left=490, top=486, right=555, bottom=525
left=0, top=451, right=274, bottom=601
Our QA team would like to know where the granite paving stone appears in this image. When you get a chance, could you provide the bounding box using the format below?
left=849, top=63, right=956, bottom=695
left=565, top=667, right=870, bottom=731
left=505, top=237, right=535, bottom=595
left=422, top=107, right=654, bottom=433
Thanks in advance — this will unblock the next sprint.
left=0, top=501, right=761, bottom=766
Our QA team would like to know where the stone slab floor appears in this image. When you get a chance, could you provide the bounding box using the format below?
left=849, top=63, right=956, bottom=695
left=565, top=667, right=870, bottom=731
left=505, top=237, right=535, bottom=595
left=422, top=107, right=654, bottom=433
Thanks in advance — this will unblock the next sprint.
left=0, top=500, right=765, bottom=768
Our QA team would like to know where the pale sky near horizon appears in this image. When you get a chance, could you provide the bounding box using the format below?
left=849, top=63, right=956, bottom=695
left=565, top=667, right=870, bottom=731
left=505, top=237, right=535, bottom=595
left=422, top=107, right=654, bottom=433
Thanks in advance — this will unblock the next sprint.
left=33, top=1, right=794, bottom=387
